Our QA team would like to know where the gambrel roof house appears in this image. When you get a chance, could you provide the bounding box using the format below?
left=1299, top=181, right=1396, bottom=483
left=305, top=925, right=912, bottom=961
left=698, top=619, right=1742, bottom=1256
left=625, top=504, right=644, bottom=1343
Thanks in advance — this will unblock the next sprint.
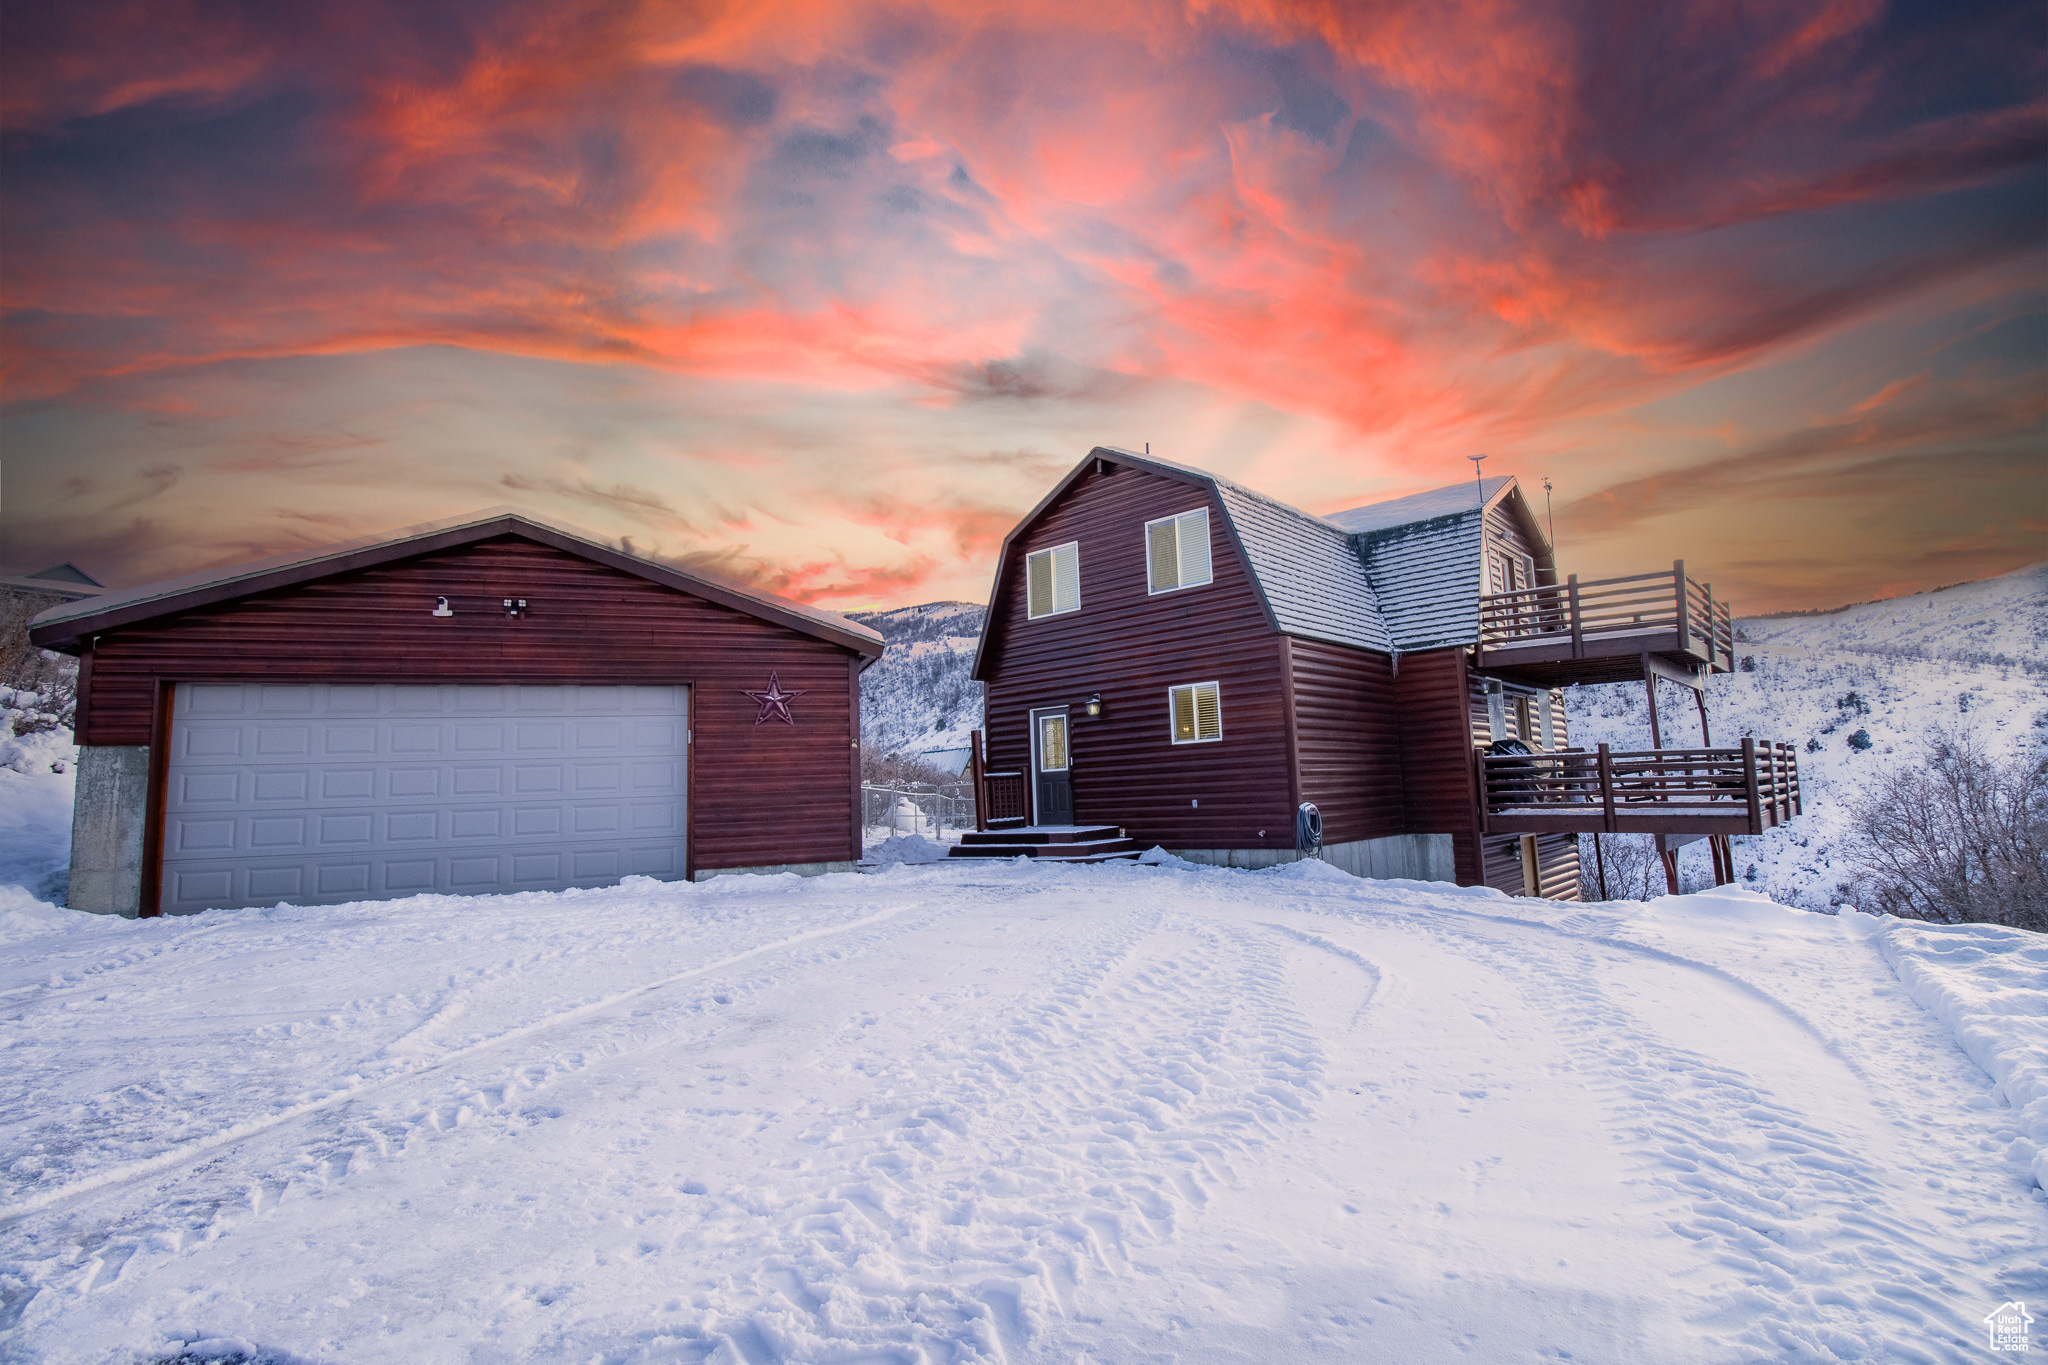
left=958, top=448, right=1799, bottom=897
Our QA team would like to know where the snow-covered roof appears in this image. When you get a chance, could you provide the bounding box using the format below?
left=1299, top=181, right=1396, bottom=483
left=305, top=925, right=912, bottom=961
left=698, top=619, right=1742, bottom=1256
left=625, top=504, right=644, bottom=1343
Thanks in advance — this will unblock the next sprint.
left=1326, top=476, right=1513, bottom=534
left=978, top=451, right=1548, bottom=663
left=28, top=506, right=884, bottom=657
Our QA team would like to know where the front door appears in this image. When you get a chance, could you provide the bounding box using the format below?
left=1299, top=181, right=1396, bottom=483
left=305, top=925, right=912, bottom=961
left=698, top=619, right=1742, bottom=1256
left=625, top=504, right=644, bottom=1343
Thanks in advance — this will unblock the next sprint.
left=1030, top=706, right=1073, bottom=825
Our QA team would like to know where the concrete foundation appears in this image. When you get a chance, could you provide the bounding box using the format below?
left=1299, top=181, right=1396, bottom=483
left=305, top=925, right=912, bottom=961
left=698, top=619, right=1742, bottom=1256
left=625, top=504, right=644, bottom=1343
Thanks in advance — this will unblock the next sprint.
left=693, top=860, right=858, bottom=882
left=68, top=745, right=151, bottom=916
left=1171, top=833, right=1456, bottom=883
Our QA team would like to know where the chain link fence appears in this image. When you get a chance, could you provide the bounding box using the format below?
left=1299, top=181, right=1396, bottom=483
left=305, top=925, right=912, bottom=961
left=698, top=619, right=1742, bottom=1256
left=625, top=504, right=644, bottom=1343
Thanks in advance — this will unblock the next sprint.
left=862, top=780, right=977, bottom=843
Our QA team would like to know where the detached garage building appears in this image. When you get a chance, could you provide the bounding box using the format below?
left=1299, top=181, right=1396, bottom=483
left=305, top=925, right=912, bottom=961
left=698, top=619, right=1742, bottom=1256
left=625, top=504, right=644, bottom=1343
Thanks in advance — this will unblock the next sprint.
left=29, top=508, right=884, bottom=916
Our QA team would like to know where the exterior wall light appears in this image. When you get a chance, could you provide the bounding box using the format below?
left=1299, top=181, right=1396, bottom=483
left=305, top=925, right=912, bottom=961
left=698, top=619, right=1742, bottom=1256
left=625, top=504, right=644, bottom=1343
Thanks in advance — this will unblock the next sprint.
left=432, top=596, right=454, bottom=617
left=503, top=598, right=528, bottom=618
left=1085, top=693, right=1102, bottom=717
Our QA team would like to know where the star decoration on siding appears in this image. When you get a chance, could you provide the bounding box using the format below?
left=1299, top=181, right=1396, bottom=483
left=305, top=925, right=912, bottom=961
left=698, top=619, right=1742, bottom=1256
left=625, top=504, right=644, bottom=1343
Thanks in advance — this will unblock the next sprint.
left=742, top=671, right=807, bottom=725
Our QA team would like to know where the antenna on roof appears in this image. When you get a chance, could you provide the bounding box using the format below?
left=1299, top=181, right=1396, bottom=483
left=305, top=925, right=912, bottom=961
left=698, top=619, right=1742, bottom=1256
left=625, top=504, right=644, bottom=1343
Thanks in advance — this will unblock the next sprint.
left=1145, top=442, right=1150, bottom=454
left=1468, top=453, right=1487, bottom=507
left=1542, top=477, right=1554, bottom=544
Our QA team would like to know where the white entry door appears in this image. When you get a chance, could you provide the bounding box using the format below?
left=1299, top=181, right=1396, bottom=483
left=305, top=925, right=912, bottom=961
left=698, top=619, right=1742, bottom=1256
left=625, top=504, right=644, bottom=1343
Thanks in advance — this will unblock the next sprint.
left=161, top=683, right=688, bottom=915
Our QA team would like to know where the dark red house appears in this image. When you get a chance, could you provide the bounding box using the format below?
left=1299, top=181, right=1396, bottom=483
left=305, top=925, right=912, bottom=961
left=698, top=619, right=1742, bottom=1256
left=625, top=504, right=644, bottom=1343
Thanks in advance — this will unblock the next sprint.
left=961, top=448, right=1799, bottom=897
left=30, top=509, right=883, bottom=916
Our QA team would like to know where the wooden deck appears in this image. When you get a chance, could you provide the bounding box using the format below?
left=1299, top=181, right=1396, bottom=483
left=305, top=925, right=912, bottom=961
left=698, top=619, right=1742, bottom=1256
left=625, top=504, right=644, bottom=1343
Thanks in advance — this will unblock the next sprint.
left=1480, top=739, right=1800, bottom=837
left=1474, top=562, right=1735, bottom=686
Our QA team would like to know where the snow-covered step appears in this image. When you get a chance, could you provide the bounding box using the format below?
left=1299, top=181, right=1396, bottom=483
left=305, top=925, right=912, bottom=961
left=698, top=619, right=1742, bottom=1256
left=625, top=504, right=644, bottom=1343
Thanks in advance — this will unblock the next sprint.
left=948, top=825, right=1140, bottom=861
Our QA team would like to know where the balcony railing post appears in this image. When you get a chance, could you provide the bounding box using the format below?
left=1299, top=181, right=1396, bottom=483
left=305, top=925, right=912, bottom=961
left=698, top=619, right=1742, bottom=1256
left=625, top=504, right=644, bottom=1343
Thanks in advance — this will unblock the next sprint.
left=1597, top=743, right=1616, bottom=833
left=1702, top=581, right=1714, bottom=665
left=1742, top=737, right=1762, bottom=834
left=1568, top=574, right=1583, bottom=658
left=1673, top=560, right=1690, bottom=652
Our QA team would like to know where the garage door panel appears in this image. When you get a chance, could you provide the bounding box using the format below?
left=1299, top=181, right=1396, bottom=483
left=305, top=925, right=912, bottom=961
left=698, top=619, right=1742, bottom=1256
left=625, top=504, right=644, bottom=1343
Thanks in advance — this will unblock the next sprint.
left=322, top=726, right=377, bottom=756
left=162, top=683, right=687, bottom=914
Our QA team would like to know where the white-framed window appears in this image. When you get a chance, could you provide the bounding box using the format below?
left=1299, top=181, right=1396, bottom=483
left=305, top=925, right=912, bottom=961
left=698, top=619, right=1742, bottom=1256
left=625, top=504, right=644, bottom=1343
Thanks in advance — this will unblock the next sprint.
left=1025, top=542, right=1081, bottom=619
left=1145, top=508, right=1213, bottom=593
left=1168, top=681, right=1222, bottom=744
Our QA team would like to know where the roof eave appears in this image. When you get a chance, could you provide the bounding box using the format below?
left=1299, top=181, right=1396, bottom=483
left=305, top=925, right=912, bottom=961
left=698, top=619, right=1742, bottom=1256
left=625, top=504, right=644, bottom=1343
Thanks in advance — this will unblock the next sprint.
left=28, top=514, right=884, bottom=659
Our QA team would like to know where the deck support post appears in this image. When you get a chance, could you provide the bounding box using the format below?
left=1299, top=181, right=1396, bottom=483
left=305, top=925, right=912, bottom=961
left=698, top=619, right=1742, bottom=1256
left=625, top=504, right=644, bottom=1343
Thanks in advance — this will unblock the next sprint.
left=1642, top=656, right=1662, bottom=749
left=1693, top=687, right=1711, bottom=746
left=1597, top=743, right=1616, bottom=833
left=1592, top=832, right=1608, bottom=901
left=1660, top=847, right=1681, bottom=896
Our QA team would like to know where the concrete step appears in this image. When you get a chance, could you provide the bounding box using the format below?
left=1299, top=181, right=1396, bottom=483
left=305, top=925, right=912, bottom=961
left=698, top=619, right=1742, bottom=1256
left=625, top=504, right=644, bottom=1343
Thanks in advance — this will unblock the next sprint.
left=948, top=836, right=1140, bottom=861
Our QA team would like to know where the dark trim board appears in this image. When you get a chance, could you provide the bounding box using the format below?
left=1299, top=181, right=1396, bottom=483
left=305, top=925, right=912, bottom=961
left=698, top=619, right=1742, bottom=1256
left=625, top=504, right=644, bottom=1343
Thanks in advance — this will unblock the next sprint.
left=140, top=681, right=173, bottom=917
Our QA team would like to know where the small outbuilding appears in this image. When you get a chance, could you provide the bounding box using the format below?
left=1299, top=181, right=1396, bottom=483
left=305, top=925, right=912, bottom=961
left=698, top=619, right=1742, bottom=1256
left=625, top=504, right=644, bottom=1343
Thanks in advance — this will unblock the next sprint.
left=29, top=509, right=884, bottom=916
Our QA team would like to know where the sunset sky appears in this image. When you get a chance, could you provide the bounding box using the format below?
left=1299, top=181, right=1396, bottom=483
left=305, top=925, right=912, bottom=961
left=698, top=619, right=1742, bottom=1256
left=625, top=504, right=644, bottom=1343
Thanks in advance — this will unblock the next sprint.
left=2, top=0, right=2042, bottom=613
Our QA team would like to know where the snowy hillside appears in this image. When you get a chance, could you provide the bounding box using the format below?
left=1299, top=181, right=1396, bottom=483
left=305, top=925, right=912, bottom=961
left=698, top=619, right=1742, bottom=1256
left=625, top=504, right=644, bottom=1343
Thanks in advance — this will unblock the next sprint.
left=1567, top=562, right=2048, bottom=909
left=848, top=601, right=985, bottom=760
left=0, top=864, right=2041, bottom=1363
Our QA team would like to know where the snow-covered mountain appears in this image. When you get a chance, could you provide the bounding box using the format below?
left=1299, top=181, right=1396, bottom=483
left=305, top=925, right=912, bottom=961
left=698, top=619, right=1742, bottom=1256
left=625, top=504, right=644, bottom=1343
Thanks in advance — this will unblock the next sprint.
left=858, top=564, right=2048, bottom=906
left=847, top=602, right=986, bottom=760
left=1567, top=562, right=2048, bottom=908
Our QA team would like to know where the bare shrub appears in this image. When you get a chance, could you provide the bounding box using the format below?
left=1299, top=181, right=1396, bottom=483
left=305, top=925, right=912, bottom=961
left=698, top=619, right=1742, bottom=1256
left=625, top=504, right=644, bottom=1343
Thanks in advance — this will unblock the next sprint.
left=1579, top=833, right=1662, bottom=901
left=1848, top=732, right=2047, bottom=932
left=0, top=589, right=78, bottom=732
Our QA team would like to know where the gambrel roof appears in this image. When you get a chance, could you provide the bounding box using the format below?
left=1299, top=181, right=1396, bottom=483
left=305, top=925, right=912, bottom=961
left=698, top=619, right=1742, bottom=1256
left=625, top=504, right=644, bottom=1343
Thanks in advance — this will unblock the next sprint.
left=28, top=506, right=885, bottom=659
left=977, top=449, right=1549, bottom=669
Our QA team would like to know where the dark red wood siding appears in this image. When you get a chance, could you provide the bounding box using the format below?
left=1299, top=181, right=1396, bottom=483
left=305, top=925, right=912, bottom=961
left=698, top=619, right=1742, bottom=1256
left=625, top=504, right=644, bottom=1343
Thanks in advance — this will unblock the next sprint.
left=1288, top=637, right=1405, bottom=845
left=1390, top=646, right=1485, bottom=882
left=979, top=465, right=1295, bottom=849
left=76, top=535, right=862, bottom=873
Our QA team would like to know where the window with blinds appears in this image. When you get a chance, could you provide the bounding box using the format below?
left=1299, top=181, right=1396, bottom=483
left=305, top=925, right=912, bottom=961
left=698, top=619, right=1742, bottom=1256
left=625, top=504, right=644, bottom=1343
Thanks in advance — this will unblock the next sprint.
left=1145, top=509, right=1212, bottom=593
left=1168, top=681, right=1222, bottom=744
left=1025, top=542, right=1081, bottom=619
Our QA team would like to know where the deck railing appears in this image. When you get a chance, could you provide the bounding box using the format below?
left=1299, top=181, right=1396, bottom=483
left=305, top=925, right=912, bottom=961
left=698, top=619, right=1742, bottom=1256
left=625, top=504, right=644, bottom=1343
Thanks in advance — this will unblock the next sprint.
left=1480, top=738, right=1799, bottom=835
left=1477, top=561, right=1735, bottom=670
left=981, top=771, right=1029, bottom=826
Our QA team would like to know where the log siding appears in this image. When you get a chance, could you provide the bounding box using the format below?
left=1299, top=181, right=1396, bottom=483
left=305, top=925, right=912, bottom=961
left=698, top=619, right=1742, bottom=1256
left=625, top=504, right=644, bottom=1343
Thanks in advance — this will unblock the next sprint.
left=73, top=536, right=865, bottom=875
left=1287, top=637, right=1405, bottom=845
left=981, top=465, right=1296, bottom=849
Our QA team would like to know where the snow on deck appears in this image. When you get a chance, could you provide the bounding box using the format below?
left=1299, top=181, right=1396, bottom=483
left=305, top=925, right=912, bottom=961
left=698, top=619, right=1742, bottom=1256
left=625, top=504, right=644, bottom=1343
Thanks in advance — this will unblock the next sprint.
left=1, top=864, right=2042, bottom=1363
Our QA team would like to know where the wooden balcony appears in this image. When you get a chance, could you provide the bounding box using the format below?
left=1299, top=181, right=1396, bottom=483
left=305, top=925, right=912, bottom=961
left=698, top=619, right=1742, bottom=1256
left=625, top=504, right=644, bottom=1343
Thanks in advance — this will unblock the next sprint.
left=1480, top=739, right=1800, bottom=837
left=1474, top=562, right=1735, bottom=686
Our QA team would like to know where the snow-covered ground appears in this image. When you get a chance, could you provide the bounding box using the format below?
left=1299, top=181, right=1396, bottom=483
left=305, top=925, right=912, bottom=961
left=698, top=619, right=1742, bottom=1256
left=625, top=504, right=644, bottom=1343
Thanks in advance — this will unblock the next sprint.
left=1, top=862, right=2042, bottom=1364
left=1567, top=562, right=2048, bottom=907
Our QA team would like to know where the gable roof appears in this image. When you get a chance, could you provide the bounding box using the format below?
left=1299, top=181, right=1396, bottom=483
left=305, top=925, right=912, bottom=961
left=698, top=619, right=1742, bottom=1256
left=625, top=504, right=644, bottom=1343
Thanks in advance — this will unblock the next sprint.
left=1332, top=476, right=1550, bottom=651
left=24, top=562, right=103, bottom=587
left=27, top=506, right=885, bottom=659
left=1325, top=476, right=1515, bottom=535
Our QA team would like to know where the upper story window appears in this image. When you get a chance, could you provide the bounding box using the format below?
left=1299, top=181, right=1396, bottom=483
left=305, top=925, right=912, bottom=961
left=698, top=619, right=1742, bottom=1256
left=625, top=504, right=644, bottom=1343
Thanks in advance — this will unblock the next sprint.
left=1146, top=509, right=1213, bottom=594
left=1169, top=681, right=1222, bottom=744
left=1026, top=542, right=1081, bottom=619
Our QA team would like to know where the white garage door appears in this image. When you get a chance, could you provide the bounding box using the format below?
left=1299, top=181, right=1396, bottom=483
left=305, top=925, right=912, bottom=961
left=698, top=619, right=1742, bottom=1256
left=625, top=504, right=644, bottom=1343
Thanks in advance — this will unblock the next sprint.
left=162, top=683, right=688, bottom=915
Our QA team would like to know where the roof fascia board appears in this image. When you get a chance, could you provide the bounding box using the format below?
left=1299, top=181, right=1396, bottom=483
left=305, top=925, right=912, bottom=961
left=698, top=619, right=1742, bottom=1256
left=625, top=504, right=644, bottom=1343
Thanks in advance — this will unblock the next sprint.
left=30, top=515, right=882, bottom=658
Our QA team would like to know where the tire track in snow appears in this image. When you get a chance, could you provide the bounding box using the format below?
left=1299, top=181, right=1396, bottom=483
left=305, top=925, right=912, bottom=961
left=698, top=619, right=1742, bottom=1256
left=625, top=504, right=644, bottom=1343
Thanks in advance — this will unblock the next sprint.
left=0, top=898, right=923, bottom=1232
left=1406, top=908, right=2030, bottom=1363
left=648, top=906, right=1336, bottom=1364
